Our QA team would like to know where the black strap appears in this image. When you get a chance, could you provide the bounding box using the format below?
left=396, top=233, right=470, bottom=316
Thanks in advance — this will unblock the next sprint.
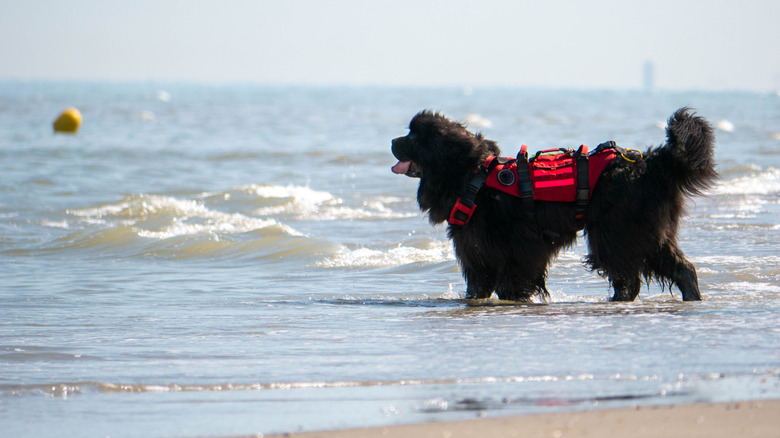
left=464, top=165, right=489, bottom=206
left=515, top=147, right=534, bottom=214
left=575, top=145, right=590, bottom=229
left=448, top=158, right=494, bottom=225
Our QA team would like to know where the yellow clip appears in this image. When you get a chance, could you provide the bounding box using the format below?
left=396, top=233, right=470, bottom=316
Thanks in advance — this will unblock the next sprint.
left=620, top=148, right=642, bottom=163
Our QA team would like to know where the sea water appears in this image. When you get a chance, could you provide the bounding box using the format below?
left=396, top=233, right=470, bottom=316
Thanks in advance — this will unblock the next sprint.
left=1, top=82, right=778, bottom=437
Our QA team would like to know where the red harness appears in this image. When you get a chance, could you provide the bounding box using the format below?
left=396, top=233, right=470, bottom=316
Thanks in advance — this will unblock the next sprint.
left=448, top=143, right=620, bottom=226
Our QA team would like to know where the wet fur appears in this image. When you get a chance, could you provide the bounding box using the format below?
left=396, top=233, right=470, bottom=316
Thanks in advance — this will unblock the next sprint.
left=391, top=108, right=717, bottom=301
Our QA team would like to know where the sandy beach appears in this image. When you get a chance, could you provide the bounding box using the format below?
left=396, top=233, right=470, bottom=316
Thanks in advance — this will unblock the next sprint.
left=264, top=399, right=780, bottom=438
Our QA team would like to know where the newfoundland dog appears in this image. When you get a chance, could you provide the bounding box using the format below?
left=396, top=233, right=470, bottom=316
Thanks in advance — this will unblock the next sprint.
left=391, top=108, right=716, bottom=302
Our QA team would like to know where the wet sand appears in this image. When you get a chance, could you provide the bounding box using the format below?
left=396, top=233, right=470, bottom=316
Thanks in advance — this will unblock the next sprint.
left=263, top=399, right=779, bottom=438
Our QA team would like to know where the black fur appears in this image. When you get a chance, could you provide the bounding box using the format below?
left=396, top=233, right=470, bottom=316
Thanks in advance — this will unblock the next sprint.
left=391, top=108, right=717, bottom=302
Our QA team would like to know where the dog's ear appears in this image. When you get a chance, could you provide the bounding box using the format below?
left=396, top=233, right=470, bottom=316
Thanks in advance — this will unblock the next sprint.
left=476, top=133, right=501, bottom=156
left=409, top=110, right=447, bottom=140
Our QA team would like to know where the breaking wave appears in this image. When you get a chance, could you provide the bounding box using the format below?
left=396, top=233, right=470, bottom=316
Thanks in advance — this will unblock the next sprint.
left=316, top=240, right=455, bottom=268
left=243, top=184, right=413, bottom=220
left=21, top=184, right=421, bottom=265
left=69, top=193, right=299, bottom=239
left=710, top=167, right=780, bottom=196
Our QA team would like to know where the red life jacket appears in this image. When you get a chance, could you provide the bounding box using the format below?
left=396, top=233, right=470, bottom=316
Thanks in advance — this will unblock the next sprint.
left=448, top=142, right=621, bottom=226
left=484, top=145, right=618, bottom=201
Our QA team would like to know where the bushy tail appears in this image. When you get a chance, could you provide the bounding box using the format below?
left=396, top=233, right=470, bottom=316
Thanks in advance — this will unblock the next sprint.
left=660, top=107, right=718, bottom=195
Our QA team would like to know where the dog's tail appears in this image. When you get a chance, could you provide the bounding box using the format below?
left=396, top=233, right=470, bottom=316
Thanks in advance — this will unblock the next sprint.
left=653, top=107, right=718, bottom=196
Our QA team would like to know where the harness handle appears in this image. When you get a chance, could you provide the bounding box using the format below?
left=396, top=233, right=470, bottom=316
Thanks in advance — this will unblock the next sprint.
left=531, top=147, right=574, bottom=162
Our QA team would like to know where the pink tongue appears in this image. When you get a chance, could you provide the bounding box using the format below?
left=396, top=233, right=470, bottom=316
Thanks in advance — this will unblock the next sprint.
left=392, top=161, right=411, bottom=175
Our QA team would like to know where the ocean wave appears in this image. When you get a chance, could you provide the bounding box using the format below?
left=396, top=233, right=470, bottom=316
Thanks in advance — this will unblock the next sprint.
left=43, top=219, right=332, bottom=262
left=243, top=183, right=414, bottom=220
left=40, top=184, right=415, bottom=261
left=717, top=163, right=762, bottom=177
left=710, top=167, right=780, bottom=196
left=0, top=376, right=597, bottom=398
left=68, top=193, right=302, bottom=239
left=7, top=370, right=775, bottom=399
left=39, top=193, right=344, bottom=261
left=694, top=255, right=780, bottom=269
left=714, top=281, right=780, bottom=294
left=315, top=240, right=455, bottom=268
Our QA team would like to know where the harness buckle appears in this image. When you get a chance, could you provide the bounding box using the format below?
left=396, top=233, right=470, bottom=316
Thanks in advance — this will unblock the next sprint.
left=448, top=198, right=477, bottom=226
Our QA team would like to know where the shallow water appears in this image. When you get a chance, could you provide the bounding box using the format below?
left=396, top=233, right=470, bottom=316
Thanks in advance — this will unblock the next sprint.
left=1, top=82, right=779, bottom=437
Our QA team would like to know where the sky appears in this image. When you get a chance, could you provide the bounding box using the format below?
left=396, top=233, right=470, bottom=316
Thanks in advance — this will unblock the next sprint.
left=2, top=0, right=779, bottom=91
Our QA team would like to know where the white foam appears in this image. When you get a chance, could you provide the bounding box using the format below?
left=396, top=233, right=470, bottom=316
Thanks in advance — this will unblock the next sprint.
left=69, top=194, right=302, bottom=240
left=155, top=90, right=171, bottom=102
left=464, top=113, right=493, bottom=128
left=40, top=220, right=70, bottom=229
left=316, top=241, right=455, bottom=268
left=248, top=184, right=414, bottom=220
left=715, top=281, right=780, bottom=294
left=246, top=184, right=336, bottom=205
left=545, top=289, right=599, bottom=303
left=710, top=167, right=780, bottom=196
left=66, top=184, right=413, bottom=245
left=135, top=215, right=293, bottom=239
left=439, top=283, right=465, bottom=299
left=716, top=119, right=735, bottom=132
left=693, top=255, right=780, bottom=271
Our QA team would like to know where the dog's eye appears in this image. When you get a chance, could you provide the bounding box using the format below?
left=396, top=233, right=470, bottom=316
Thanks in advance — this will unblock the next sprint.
left=408, top=132, right=418, bottom=141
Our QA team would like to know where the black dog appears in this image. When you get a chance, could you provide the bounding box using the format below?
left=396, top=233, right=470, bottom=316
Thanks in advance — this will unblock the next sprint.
left=391, top=108, right=716, bottom=302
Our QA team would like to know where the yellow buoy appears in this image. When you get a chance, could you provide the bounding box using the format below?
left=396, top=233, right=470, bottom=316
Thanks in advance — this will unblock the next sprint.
left=53, top=107, right=82, bottom=133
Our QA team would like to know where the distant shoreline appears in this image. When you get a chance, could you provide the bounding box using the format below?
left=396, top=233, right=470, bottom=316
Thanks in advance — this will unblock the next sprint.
left=259, top=399, right=779, bottom=438
left=0, top=78, right=773, bottom=94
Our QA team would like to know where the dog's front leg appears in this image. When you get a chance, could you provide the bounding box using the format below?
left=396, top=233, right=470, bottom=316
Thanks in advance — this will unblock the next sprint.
left=496, top=273, right=549, bottom=302
left=463, top=267, right=498, bottom=299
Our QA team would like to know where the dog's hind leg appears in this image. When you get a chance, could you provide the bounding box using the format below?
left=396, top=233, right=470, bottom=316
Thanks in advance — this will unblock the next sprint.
left=610, top=276, right=641, bottom=302
left=650, top=243, right=702, bottom=301
left=674, top=261, right=701, bottom=301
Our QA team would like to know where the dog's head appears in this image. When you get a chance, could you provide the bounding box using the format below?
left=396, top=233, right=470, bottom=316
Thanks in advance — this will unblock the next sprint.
left=391, top=111, right=500, bottom=179
left=391, top=111, right=501, bottom=223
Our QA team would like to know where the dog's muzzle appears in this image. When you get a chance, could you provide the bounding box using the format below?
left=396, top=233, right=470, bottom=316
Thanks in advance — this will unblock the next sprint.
left=391, top=137, right=412, bottom=162
left=391, top=135, right=422, bottom=177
